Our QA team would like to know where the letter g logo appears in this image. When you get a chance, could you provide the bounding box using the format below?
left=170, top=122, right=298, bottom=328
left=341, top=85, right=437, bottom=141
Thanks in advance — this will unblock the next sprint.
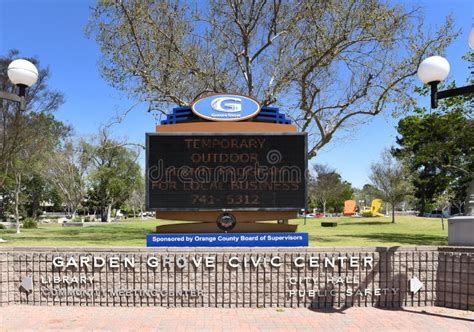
left=192, top=94, right=261, bottom=121
left=211, top=97, right=242, bottom=113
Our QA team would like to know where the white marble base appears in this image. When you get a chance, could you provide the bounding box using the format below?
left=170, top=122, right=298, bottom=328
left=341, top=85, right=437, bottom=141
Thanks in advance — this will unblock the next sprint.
left=448, top=216, right=474, bottom=246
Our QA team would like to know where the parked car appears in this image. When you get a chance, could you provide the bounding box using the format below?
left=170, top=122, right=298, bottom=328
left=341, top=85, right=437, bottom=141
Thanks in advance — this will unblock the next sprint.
left=425, top=210, right=450, bottom=218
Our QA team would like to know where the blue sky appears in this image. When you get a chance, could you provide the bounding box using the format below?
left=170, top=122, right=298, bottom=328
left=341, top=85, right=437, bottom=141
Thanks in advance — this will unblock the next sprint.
left=1, top=0, right=473, bottom=188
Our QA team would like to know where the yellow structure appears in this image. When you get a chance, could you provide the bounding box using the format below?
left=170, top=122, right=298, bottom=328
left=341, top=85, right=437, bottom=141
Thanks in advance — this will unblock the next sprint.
left=362, top=199, right=384, bottom=217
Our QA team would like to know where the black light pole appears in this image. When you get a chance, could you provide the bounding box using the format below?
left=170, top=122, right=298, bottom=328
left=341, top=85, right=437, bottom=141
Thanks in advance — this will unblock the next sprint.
left=1, top=59, right=39, bottom=111
left=428, top=81, right=474, bottom=109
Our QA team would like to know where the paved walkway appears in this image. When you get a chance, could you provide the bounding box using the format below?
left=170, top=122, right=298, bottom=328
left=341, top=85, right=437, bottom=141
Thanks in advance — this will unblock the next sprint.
left=0, top=306, right=472, bottom=331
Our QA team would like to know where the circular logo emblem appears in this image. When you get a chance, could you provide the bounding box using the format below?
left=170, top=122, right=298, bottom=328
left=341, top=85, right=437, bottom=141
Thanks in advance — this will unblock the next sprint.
left=216, top=213, right=237, bottom=232
left=191, top=94, right=261, bottom=122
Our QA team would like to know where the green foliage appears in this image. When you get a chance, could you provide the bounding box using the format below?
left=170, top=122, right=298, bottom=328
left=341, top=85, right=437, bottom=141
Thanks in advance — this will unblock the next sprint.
left=369, top=150, right=413, bottom=223
left=42, top=141, right=86, bottom=219
left=394, top=51, right=473, bottom=213
left=22, top=218, right=38, bottom=229
left=82, top=137, right=142, bottom=222
left=326, top=182, right=353, bottom=213
left=0, top=50, right=69, bottom=233
left=309, top=164, right=353, bottom=214
left=23, top=173, right=60, bottom=218
left=307, top=198, right=317, bottom=211
left=119, top=205, right=134, bottom=217
left=0, top=50, right=67, bottom=179
left=354, top=184, right=383, bottom=207
left=0, top=224, right=6, bottom=230
left=124, top=174, right=145, bottom=217
left=394, top=102, right=473, bottom=213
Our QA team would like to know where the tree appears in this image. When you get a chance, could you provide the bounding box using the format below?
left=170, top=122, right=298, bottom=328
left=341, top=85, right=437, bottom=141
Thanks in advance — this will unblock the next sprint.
left=82, top=133, right=142, bottom=222
left=125, top=174, right=145, bottom=219
left=395, top=109, right=473, bottom=213
left=0, top=50, right=67, bottom=233
left=327, top=181, right=353, bottom=213
left=0, top=50, right=65, bottom=186
left=394, top=52, right=474, bottom=214
left=23, top=173, right=60, bottom=219
left=369, top=150, right=413, bottom=223
left=310, top=164, right=351, bottom=215
left=434, top=189, right=454, bottom=230
left=41, top=141, right=87, bottom=219
left=87, top=0, right=456, bottom=159
left=6, top=112, right=68, bottom=233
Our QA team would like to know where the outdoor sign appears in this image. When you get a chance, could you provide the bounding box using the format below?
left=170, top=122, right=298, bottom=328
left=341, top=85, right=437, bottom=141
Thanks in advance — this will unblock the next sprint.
left=146, top=132, right=307, bottom=211
left=191, top=94, right=261, bottom=121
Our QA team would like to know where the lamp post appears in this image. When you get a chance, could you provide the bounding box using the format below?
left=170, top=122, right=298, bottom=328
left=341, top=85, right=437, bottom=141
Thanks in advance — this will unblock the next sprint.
left=416, top=26, right=474, bottom=245
left=1, top=59, right=39, bottom=111
left=0, top=59, right=38, bottom=240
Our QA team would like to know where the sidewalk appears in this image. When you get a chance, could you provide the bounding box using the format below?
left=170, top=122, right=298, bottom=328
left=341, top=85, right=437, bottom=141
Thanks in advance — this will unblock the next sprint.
left=0, top=305, right=472, bottom=331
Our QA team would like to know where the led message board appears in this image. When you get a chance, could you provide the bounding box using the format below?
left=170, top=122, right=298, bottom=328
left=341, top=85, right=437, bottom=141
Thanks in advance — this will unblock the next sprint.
left=146, top=133, right=307, bottom=211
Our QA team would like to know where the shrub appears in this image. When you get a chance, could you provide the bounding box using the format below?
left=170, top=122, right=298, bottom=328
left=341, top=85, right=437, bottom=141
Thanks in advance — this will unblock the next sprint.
left=0, top=224, right=6, bottom=230
left=22, top=218, right=38, bottom=229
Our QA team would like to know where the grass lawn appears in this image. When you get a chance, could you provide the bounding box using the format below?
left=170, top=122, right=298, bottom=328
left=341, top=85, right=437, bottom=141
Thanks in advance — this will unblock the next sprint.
left=0, top=216, right=448, bottom=247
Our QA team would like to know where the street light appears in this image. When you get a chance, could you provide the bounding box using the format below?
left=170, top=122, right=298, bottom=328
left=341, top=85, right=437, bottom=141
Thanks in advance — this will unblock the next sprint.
left=417, top=26, right=474, bottom=109
left=1, top=59, right=39, bottom=111
left=416, top=26, right=474, bottom=232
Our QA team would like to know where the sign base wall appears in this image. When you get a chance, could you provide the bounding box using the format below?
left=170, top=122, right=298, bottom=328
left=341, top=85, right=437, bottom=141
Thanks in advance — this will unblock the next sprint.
left=1, top=246, right=472, bottom=310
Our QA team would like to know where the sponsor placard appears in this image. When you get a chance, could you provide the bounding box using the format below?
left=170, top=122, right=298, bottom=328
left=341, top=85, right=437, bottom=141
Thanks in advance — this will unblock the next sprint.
left=146, top=232, right=309, bottom=247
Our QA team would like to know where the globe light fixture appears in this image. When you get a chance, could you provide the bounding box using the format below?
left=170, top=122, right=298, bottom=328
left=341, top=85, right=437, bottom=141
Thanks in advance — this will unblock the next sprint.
left=0, top=59, right=39, bottom=111
left=469, top=25, right=474, bottom=49
left=7, top=59, right=39, bottom=91
left=417, top=56, right=450, bottom=84
left=417, top=49, right=473, bottom=108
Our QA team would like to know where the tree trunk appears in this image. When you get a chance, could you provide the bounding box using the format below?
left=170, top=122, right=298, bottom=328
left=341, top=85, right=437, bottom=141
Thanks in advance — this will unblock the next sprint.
left=100, top=205, right=107, bottom=222
left=323, top=201, right=327, bottom=216
left=391, top=202, right=395, bottom=223
left=106, top=204, right=112, bottom=223
left=419, top=196, right=426, bottom=217
left=14, top=173, right=21, bottom=234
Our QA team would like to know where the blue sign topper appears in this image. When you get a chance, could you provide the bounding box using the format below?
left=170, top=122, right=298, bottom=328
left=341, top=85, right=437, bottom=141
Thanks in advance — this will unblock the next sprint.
left=191, top=94, right=261, bottom=121
left=147, top=233, right=309, bottom=247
